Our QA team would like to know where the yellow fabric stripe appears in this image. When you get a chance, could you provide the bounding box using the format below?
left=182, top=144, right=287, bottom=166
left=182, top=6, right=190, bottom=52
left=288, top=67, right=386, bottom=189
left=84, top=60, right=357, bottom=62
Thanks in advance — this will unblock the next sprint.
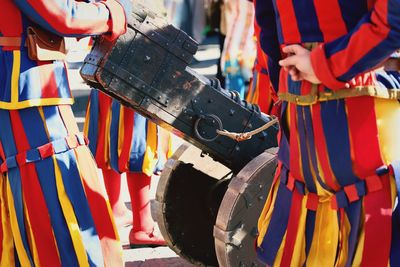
left=53, top=157, right=90, bottom=267
left=104, top=105, right=112, bottom=168
left=6, top=178, right=31, bottom=266
left=0, top=98, right=73, bottom=110
left=336, top=212, right=350, bottom=267
left=142, top=121, right=158, bottom=176
left=290, top=195, right=307, bottom=266
left=273, top=232, right=286, bottom=266
left=306, top=201, right=339, bottom=266
left=23, top=202, right=41, bottom=267
left=83, top=101, right=90, bottom=137
left=0, top=174, right=15, bottom=267
left=11, top=51, right=21, bottom=103
left=374, top=98, right=400, bottom=165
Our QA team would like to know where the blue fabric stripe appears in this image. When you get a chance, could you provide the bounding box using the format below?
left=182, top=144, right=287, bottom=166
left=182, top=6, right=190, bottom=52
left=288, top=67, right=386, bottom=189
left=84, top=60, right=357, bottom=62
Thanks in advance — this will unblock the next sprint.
left=390, top=206, right=400, bottom=267
left=18, top=51, right=40, bottom=102
left=296, top=106, right=317, bottom=193
left=42, top=106, right=102, bottom=266
left=87, top=90, right=99, bottom=155
left=320, top=100, right=359, bottom=185
left=338, top=32, right=400, bottom=82
left=303, top=106, right=332, bottom=192
left=0, top=110, right=34, bottom=265
left=324, top=15, right=369, bottom=59
left=292, top=0, right=324, bottom=42
left=287, top=75, right=302, bottom=95
left=304, top=211, right=316, bottom=261
left=109, top=100, right=121, bottom=172
left=257, top=172, right=292, bottom=265
left=344, top=201, right=362, bottom=267
left=18, top=108, right=79, bottom=267
left=337, top=0, right=368, bottom=33
left=53, top=61, right=72, bottom=99
left=271, top=0, right=284, bottom=44
left=0, top=52, right=14, bottom=103
left=129, top=113, right=147, bottom=172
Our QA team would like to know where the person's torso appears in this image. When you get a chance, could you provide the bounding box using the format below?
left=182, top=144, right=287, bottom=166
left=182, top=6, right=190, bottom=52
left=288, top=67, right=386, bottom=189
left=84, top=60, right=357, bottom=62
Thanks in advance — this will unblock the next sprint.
left=0, top=0, right=73, bottom=110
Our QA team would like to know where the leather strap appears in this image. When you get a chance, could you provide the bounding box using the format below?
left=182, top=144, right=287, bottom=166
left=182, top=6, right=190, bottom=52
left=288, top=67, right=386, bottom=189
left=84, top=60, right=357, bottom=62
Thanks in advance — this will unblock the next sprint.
left=0, top=36, right=22, bottom=47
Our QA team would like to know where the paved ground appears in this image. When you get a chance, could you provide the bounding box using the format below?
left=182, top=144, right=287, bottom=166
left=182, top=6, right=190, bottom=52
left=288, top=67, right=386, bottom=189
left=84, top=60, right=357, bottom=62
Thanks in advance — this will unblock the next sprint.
left=68, top=36, right=220, bottom=266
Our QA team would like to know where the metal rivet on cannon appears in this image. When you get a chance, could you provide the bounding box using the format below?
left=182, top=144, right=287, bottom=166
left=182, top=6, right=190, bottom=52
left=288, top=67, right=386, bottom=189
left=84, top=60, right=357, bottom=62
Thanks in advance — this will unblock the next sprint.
left=144, top=55, right=151, bottom=62
left=229, top=109, right=235, bottom=116
left=157, top=96, right=162, bottom=100
left=129, top=76, right=133, bottom=80
left=141, top=85, right=146, bottom=89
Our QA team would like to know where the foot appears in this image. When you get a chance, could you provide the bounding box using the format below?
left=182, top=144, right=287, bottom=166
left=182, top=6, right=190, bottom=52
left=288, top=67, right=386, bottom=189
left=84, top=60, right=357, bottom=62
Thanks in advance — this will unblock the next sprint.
left=129, top=227, right=167, bottom=248
left=113, top=209, right=133, bottom=227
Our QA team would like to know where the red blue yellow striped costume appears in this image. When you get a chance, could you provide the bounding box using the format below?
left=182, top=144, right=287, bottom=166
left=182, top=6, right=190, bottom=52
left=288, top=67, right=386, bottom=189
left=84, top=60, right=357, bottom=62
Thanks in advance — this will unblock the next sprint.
left=246, top=0, right=277, bottom=114
left=0, top=0, right=127, bottom=266
left=84, top=90, right=168, bottom=176
left=255, top=0, right=400, bottom=265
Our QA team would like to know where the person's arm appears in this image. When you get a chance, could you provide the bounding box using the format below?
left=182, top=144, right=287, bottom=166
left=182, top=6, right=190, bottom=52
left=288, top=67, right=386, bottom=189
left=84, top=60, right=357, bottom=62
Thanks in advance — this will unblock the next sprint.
left=255, top=0, right=281, bottom=91
left=13, top=0, right=128, bottom=40
left=310, top=0, right=400, bottom=89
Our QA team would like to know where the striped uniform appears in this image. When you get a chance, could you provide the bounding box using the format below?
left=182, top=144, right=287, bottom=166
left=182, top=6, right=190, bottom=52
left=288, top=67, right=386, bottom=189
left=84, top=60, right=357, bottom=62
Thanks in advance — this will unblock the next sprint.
left=0, top=0, right=126, bottom=266
left=84, top=90, right=171, bottom=176
left=246, top=0, right=277, bottom=114
left=255, top=0, right=400, bottom=266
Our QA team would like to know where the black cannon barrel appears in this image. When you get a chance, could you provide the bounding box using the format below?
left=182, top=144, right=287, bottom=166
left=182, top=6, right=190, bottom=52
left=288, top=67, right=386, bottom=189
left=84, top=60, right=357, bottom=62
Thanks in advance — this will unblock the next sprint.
left=80, top=4, right=278, bottom=173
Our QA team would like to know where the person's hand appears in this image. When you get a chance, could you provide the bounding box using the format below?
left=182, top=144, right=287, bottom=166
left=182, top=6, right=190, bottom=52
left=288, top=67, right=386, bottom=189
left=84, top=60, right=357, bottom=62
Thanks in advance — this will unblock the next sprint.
left=279, top=45, right=321, bottom=84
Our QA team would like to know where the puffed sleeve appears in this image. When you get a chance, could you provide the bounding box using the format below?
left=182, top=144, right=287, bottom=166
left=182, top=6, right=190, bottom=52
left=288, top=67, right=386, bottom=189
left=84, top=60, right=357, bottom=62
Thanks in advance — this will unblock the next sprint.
left=12, top=0, right=127, bottom=40
left=310, top=0, right=400, bottom=90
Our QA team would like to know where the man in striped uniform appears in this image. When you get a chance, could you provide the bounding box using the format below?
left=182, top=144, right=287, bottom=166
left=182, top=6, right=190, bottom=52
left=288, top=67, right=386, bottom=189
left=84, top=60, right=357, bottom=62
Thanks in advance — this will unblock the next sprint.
left=255, top=0, right=400, bottom=265
left=0, top=0, right=129, bottom=266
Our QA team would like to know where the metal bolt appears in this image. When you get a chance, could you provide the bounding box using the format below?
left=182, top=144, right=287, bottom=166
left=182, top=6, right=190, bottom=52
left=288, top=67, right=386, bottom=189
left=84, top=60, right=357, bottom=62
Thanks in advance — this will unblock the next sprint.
left=258, top=196, right=264, bottom=201
left=229, top=109, right=235, bottom=116
left=144, top=55, right=151, bottom=62
left=141, top=85, right=146, bottom=89
left=165, top=100, right=169, bottom=105
left=157, top=96, right=162, bottom=100
left=129, top=76, right=132, bottom=80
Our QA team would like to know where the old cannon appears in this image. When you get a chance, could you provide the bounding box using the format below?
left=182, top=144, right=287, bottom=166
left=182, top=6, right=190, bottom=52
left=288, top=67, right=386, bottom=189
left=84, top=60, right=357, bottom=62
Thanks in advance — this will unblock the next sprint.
left=80, top=4, right=278, bottom=266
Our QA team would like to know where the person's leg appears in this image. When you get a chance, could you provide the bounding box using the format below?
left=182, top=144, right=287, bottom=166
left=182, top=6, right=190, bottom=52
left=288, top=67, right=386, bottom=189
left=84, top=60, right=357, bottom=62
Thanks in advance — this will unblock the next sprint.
left=102, top=169, right=133, bottom=226
left=127, top=172, right=166, bottom=246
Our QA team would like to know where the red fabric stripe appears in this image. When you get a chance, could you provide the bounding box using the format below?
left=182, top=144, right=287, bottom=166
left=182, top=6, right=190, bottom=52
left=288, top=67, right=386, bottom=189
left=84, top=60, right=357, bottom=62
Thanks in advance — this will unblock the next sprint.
left=313, top=0, right=347, bottom=41
left=26, top=0, right=110, bottom=35
left=280, top=190, right=303, bottom=266
left=9, top=111, right=61, bottom=266
left=95, top=93, right=112, bottom=168
left=362, top=176, right=392, bottom=265
left=289, top=104, right=302, bottom=180
left=345, top=97, right=383, bottom=177
left=38, top=62, right=58, bottom=98
left=275, top=0, right=301, bottom=43
left=300, top=79, right=312, bottom=95
left=311, top=104, right=340, bottom=191
left=329, top=11, right=390, bottom=78
left=118, top=106, right=134, bottom=172
left=0, top=1, right=23, bottom=51
left=345, top=97, right=391, bottom=264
